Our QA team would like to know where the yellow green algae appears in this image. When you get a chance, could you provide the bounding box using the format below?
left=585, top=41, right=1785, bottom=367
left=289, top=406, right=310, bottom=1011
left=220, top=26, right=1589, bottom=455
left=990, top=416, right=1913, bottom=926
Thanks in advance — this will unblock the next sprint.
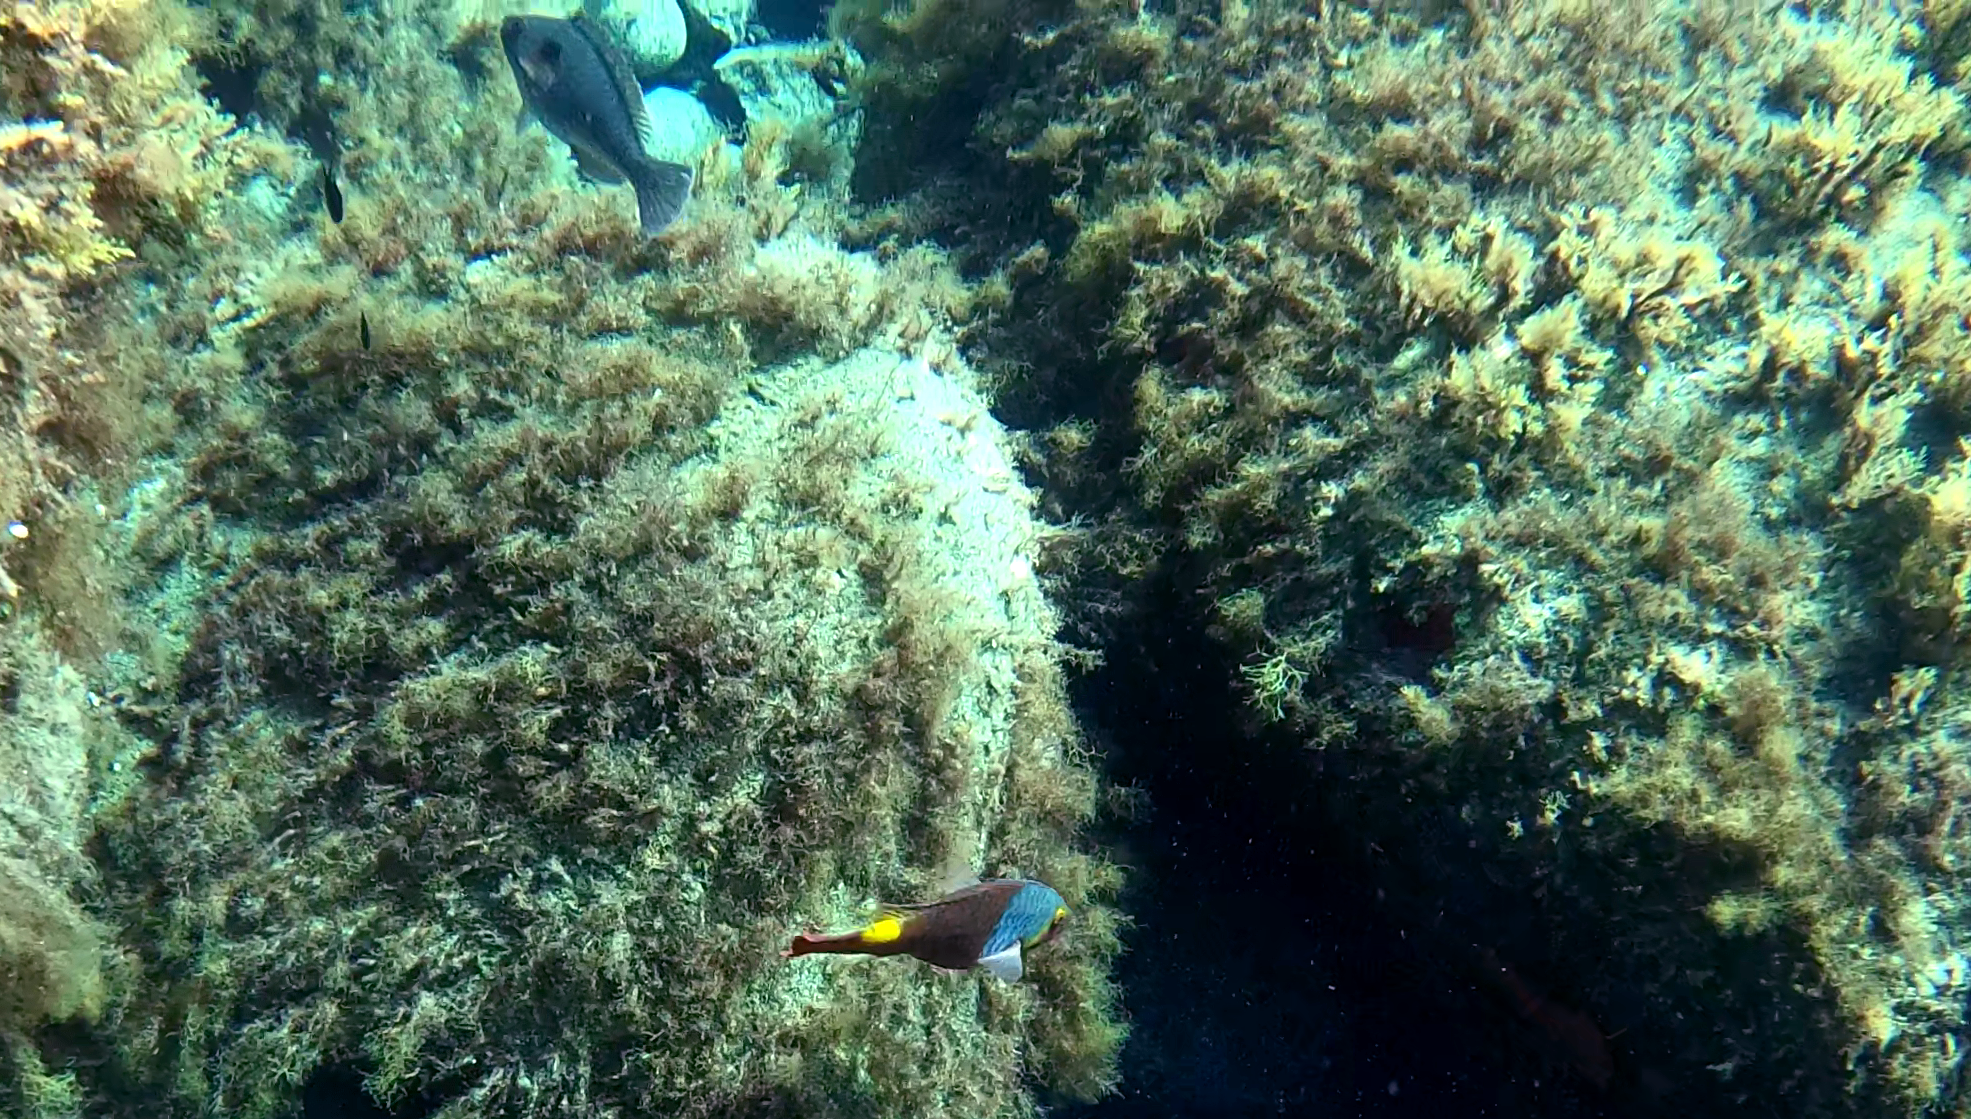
left=0, top=0, right=1119, bottom=1115
left=843, top=0, right=1971, bottom=1114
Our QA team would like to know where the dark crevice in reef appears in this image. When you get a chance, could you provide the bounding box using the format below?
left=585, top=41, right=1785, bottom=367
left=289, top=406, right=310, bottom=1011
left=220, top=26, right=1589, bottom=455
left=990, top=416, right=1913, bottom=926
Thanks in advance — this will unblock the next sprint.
left=754, top=0, right=827, bottom=42
left=301, top=1064, right=456, bottom=1119
left=1057, top=555, right=1770, bottom=1119
left=193, top=52, right=263, bottom=126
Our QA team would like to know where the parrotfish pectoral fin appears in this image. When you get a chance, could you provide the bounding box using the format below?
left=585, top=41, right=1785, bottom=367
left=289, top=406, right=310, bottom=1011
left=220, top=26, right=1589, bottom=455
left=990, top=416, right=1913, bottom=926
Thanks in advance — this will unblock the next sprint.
left=632, top=158, right=694, bottom=235
left=978, top=943, right=1024, bottom=982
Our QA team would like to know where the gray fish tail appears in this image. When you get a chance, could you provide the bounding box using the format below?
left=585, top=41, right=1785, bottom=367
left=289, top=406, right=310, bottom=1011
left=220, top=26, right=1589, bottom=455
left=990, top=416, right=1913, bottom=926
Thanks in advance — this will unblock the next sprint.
left=632, top=158, right=694, bottom=235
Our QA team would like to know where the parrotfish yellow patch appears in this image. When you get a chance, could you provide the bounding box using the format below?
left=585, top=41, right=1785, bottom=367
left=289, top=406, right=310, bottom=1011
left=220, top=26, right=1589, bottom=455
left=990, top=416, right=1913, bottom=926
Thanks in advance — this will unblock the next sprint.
left=1023, top=906, right=1069, bottom=946
left=862, top=916, right=904, bottom=943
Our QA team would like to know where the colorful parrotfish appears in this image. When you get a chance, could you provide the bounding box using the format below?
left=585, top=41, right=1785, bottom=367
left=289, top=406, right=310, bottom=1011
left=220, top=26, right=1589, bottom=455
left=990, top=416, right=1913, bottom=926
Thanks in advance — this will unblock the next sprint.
left=784, top=878, right=1069, bottom=982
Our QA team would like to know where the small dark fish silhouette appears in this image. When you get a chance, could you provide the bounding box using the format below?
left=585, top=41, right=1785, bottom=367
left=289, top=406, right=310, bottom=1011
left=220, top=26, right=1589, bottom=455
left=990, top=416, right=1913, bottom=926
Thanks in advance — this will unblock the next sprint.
left=501, top=14, right=693, bottom=235
left=1476, top=947, right=1614, bottom=1090
left=359, top=310, right=371, bottom=351
left=322, top=163, right=344, bottom=223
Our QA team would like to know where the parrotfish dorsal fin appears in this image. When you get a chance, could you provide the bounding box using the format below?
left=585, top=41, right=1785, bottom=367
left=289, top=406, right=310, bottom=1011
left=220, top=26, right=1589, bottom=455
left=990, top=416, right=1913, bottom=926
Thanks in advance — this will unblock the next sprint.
left=886, top=879, right=1020, bottom=913
left=568, top=12, right=653, bottom=149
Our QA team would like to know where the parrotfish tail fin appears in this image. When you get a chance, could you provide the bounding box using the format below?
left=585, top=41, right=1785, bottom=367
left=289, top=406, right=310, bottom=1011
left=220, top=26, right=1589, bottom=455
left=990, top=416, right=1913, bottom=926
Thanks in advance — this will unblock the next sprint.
left=632, top=158, right=694, bottom=235
left=784, top=930, right=870, bottom=959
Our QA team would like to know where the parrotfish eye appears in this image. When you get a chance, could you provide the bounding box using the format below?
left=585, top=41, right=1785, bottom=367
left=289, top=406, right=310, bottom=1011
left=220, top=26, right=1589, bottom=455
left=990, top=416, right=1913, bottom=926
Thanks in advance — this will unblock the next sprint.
left=1040, top=906, right=1069, bottom=943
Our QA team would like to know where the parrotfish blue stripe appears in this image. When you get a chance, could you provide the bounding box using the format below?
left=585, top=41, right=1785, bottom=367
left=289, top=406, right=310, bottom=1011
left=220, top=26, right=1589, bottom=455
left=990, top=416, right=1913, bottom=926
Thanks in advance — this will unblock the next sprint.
left=982, top=881, right=1065, bottom=957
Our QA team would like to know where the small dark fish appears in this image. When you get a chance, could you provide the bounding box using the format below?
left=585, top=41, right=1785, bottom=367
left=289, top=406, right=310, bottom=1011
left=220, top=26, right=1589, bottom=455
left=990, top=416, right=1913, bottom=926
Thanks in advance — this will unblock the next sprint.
left=1476, top=947, right=1615, bottom=1090
left=501, top=14, right=693, bottom=235
left=359, top=310, right=371, bottom=351
left=322, top=163, right=344, bottom=223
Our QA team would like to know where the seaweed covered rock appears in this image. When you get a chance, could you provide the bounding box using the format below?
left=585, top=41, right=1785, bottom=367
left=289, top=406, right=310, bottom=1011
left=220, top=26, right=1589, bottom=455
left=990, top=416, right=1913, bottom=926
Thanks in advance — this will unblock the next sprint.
left=843, top=0, right=1971, bottom=1115
left=0, top=633, right=112, bottom=1115
left=0, top=0, right=287, bottom=648
left=715, top=41, right=864, bottom=189
left=0, top=0, right=298, bottom=1110
left=96, top=324, right=1117, bottom=1119
left=0, top=0, right=1124, bottom=1114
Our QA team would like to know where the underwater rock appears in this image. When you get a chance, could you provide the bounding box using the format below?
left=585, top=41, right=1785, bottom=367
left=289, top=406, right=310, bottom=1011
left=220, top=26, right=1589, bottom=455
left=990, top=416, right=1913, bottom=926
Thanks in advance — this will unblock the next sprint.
left=641, top=85, right=724, bottom=165
left=0, top=0, right=1123, bottom=1109
left=715, top=40, right=860, bottom=128
left=79, top=226, right=1120, bottom=1113
left=879, top=1, right=1971, bottom=1115
left=586, top=0, right=687, bottom=79
left=0, top=640, right=112, bottom=1037
left=682, top=0, right=751, bottom=48
left=714, top=41, right=863, bottom=185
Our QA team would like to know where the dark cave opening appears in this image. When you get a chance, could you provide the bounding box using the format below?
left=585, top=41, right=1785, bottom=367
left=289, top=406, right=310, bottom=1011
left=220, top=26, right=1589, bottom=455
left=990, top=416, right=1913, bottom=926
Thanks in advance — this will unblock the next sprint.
left=300, top=1063, right=463, bottom=1119
left=1056, top=569, right=1624, bottom=1119
left=192, top=52, right=262, bottom=128
left=301, top=1067, right=399, bottom=1119
left=757, top=0, right=828, bottom=41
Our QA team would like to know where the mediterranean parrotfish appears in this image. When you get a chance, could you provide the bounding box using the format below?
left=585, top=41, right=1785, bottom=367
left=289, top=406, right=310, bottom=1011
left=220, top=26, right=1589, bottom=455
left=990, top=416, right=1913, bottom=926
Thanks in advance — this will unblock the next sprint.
left=500, top=13, right=694, bottom=235
left=784, top=879, right=1069, bottom=982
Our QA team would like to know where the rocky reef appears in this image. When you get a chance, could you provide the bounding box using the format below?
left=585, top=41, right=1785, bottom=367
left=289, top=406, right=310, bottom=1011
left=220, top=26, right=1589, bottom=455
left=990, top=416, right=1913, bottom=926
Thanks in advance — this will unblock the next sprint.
left=837, top=0, right=1971, bottom=1115
left=12, top=0, right=1971, bottom=1118
left=0, top=0, right=1117, bottom=1115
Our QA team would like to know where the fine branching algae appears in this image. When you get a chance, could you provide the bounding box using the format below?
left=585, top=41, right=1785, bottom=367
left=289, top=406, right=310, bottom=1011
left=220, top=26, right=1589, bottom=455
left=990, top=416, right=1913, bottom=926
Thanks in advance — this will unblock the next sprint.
left=0, top=0, right=1121, bottom=1115
left=15, top=0, right=1971, bottom=1117
left=841, top=0, right=1971, bottom=1113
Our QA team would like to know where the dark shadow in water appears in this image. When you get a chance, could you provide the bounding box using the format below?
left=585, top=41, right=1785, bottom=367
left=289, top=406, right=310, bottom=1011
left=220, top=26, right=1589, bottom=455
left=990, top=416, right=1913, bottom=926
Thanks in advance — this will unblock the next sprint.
left=756, top=0, right=827, bottom=40
left=301, top=1065, right=452, bottom=1119
left=1057, top=570, right=1620, bottom=1119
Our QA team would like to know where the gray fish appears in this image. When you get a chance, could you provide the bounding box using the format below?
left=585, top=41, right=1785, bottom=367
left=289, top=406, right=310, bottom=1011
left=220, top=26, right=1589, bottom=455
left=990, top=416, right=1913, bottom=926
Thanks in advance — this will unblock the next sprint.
left=501, top=14, right=693, bottom=235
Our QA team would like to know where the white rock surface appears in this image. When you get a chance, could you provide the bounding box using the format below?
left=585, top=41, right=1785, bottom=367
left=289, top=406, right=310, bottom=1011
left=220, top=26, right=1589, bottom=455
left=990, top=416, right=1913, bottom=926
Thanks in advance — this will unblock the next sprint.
left=714, top=42, right=849, bottom=126
left=590, top=0, right=688, bottom=78
left=671, top=343, right=1062, bottom=886
left=714, top=41, right=863, bottom=186
left=641, top=86, right=724, bottom=165
left=682, top=0, right=752, bottom=46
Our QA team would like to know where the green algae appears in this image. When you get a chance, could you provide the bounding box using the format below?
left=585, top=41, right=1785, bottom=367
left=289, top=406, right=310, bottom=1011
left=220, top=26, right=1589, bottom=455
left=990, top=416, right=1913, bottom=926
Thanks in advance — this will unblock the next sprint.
left=840, top=0, right=1971, bottom=1113
left=0, top=0, right=1121, bottom=1114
